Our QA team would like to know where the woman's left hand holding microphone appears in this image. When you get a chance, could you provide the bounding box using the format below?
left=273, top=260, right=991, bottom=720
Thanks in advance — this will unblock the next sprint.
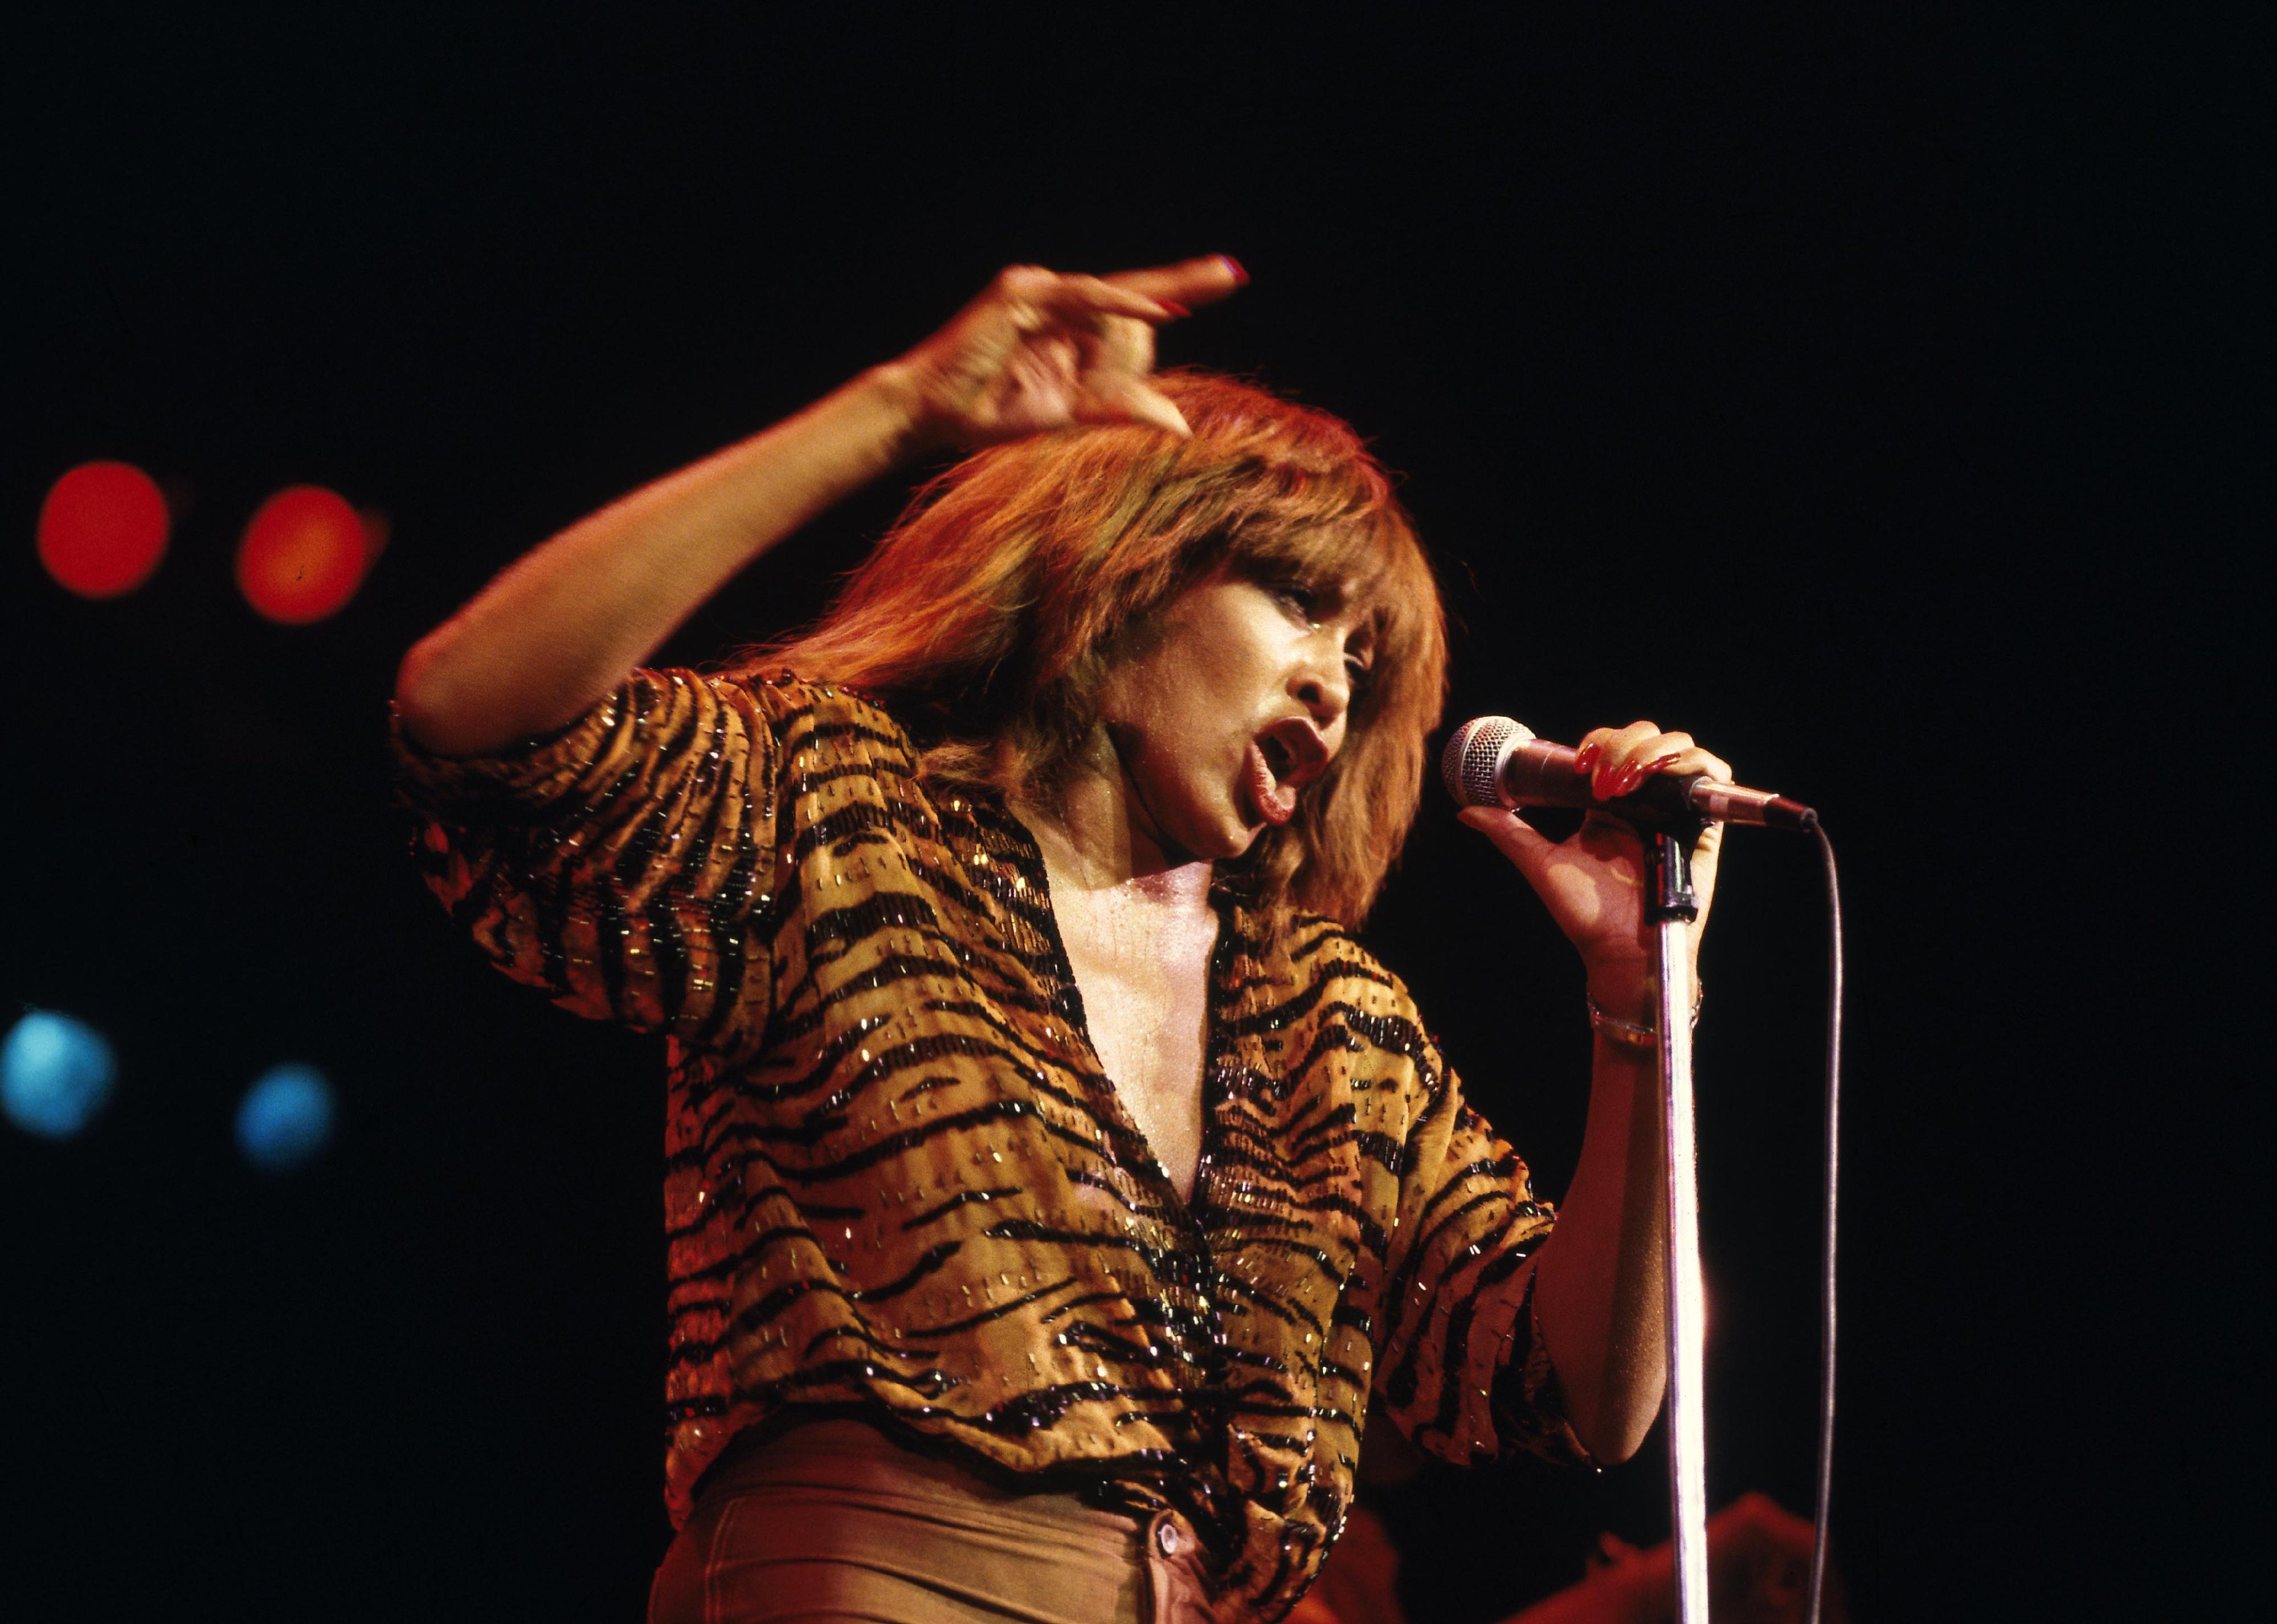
left=1459, top=722, right=1734, bottom=1015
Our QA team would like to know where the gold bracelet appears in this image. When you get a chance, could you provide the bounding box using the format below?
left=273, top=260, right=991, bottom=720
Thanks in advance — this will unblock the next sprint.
left=1587, top=984, right=1704, bottom=1050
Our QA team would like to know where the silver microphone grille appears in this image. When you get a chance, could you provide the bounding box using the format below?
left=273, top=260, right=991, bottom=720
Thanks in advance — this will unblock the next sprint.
left=1440, top=715, right=1532, bottom=807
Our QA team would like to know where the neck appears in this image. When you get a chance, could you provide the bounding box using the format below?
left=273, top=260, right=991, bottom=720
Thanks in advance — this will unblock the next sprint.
left=1008, top=739, right=1212, bottom=908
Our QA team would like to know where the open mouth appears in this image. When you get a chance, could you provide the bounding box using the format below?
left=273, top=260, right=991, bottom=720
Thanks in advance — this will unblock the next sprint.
left=1242, top=721, right=1327, bottom=829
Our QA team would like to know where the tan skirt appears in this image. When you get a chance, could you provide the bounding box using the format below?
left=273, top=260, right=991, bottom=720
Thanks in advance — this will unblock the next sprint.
left=647, top=1420, right=1216, bottom=1624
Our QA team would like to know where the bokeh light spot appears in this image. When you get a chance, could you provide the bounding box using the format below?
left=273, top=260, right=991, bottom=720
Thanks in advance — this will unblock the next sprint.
left=2, top=1010, right=118, bottom=1139
left=235, top=1063, right=337, bottom=1172
left=236, top=485, right=370, bottom=624
left=38, top=461, right=171, bottom=598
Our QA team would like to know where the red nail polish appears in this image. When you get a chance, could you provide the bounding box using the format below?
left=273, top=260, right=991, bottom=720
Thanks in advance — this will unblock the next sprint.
left=1158, top=300, right=1192, bottom=319
left=1219, top=255, right=1250, bottom=286
left=1574, top=744, right=1597, bottom=773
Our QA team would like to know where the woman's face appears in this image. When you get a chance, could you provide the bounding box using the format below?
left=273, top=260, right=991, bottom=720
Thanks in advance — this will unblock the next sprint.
left=1095, top=568, right=1375, bottom=864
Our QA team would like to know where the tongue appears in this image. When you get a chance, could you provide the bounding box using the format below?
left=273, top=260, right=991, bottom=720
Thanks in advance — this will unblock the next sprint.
left=1244, top=741, right=1298, bottom=827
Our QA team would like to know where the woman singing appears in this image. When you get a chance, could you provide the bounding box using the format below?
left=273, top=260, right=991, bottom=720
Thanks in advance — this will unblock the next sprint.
left=393, top=256, right=1731, bottom=1624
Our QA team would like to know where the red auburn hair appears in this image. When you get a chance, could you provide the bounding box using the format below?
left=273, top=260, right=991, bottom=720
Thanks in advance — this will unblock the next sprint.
left=735, top=370, right=1448, bottom=925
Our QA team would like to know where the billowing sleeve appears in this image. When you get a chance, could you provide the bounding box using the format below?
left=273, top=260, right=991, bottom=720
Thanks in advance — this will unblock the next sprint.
left=391, top=667, right=789, bottom=1061
left=1372, top=1034, right=1595, bottom=1470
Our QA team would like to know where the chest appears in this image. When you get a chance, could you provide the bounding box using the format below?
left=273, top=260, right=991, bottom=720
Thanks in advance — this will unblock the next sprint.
left=1044, top=882, right=1219, bottom=1202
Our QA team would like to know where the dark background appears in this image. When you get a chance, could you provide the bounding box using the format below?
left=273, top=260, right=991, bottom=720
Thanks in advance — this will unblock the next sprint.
left=3, top=6, right=2265, bottom=1621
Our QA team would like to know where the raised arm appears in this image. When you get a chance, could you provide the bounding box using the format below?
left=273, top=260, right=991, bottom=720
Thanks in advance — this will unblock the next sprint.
left=394, top=257, right=1246, bottom=757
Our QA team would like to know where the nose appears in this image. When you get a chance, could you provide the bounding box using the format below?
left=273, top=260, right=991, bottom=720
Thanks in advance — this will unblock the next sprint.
left=1291, top=651, right=1351, bottom=744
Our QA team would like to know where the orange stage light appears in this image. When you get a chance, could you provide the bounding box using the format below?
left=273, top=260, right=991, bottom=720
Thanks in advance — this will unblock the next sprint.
left=236, top=485, right=373, bottom=624
left=37, top=461, right=171, bottom=599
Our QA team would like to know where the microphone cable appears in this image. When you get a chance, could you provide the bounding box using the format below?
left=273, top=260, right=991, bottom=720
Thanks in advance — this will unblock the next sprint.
left=1804, top=817, right=1843, bottom=1624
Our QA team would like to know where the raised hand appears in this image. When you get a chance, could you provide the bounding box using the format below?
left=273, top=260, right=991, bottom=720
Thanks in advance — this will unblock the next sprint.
left=1458, top=721, right=1733, bottom=994
left=888, top=257, right=1247, bottom=448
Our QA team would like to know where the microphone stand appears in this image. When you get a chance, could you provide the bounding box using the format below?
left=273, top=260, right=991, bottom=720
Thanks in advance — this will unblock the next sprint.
left=1648, top=825, right=1710, bottom=1624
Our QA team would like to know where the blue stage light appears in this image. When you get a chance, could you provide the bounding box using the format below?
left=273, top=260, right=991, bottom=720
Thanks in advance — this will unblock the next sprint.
left=235, top=1063, right=336, bottom=1172
left=2, top=1010, right=118, bottom=1139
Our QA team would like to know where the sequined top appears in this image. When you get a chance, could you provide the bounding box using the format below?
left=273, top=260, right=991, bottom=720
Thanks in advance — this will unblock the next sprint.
left=394, top=669, right=1588, bottom=1623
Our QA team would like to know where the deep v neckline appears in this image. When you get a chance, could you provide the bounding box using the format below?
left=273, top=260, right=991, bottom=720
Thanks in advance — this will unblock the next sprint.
left=984, top=798, right=1235, bottom=1218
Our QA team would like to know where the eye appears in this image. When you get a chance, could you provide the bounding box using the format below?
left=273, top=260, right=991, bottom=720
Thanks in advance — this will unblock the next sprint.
left=1269, top=581, right=1323, bottom=624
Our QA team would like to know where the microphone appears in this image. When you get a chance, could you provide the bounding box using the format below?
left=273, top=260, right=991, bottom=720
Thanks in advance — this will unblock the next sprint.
left=1441, top=716, right=1817, bottom=832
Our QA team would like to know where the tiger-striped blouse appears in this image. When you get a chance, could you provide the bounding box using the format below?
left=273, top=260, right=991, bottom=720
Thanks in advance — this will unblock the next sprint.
left=395, top=669, right=1588, bottom=1623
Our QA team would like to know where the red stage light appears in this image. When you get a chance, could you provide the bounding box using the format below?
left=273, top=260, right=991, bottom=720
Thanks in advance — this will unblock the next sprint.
left=37, top=461, right=171, bottom=599
left=236, top=485, right=372, bottom=624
